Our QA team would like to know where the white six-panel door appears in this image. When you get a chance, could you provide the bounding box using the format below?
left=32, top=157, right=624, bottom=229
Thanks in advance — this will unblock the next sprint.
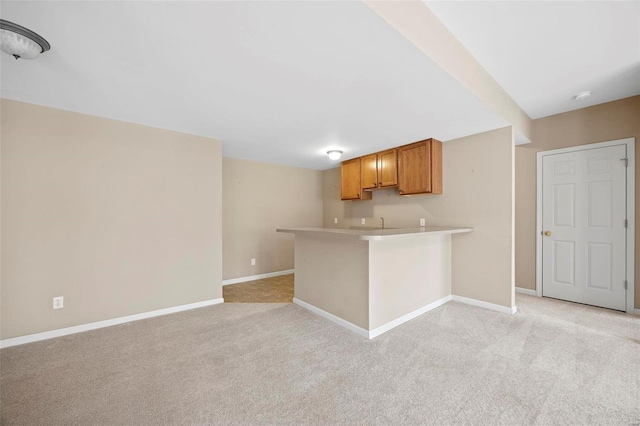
left=541, top=144, right=627, bottom=311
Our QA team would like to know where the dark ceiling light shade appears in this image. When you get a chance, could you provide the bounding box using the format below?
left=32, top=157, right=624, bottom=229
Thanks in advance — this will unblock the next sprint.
left=0, top=19, right=50, bottom=60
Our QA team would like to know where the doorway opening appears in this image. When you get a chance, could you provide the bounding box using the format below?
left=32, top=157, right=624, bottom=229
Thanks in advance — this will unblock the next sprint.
left=223, top=274, right=294, bottom=303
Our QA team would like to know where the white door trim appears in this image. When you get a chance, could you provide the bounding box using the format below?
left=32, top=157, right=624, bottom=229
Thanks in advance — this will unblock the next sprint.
left=536, top=138, right=635, bottom=313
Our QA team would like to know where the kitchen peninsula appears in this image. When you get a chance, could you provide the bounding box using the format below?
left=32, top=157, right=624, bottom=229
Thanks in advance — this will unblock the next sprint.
left=277, top=226, right=472, bottom=338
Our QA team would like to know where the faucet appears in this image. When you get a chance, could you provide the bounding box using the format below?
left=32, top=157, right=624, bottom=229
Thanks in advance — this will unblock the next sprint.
left=380, top=217, right=385, bottom=230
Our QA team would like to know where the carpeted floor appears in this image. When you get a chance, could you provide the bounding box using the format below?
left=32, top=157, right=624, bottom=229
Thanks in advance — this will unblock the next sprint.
left=223, top=274, right=294, bottom=303
left=1, top=294, right=639, bottom=425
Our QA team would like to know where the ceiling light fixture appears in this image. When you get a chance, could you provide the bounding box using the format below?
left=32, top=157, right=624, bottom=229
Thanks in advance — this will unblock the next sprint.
left=0, top=19, right=50, bottom=60
left=327, top=150, right=343, bottom=160
left=573, top=91, right=592, bottom=101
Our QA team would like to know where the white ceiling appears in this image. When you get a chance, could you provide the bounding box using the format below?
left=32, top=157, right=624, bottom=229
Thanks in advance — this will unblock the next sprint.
left=425, top=1, right=640, bottom=119
left=3, top=2, right=637, bottom=169
left=0, top=1, right=507, bottom=170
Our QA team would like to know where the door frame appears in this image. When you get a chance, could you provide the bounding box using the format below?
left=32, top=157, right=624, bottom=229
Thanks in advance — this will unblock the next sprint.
left=536, top=137, right=635, bottom=313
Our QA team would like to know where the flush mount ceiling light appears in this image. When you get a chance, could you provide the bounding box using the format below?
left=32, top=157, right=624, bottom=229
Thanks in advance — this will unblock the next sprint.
left=327, top=150, right=343, bottom=160
left=573, top=91, right=592, bottom=101
left=0, top=19, right=50, bottom=60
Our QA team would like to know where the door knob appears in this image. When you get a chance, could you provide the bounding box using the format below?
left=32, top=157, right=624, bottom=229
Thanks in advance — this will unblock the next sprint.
left=544, top=231, right=552, bottom=236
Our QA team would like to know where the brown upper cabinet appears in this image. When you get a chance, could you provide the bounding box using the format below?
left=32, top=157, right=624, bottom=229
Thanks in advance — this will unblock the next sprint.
left=340, top=138, right=441, bottom=201
left=341, top=158, right=372, bottom=201
left=397, top=138, right=442, bottom=196
left=360, top=154, right=378, bottom=190
left=378, top=149, right=399, bottom=188
left=361, top=149, right=398, bottom=191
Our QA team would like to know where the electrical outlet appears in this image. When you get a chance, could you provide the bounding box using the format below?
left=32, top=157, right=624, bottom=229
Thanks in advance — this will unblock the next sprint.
left=53, top=296, right=64, bottom=309
left=420, top=218, right=426, bottom=227
left=334, top=218, right=338, bottom=224
left=251, top=258, right=256, bottom=266
left=361, top=218, right=366, bottom=225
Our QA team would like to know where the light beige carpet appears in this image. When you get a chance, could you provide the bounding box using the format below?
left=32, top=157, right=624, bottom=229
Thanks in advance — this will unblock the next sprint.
left=1, top=294, right=639, bottom=425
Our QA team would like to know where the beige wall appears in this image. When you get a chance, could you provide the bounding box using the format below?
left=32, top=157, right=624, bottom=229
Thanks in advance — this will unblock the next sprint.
left=369, top=234, right=451, bottom=329
left=1, top=99, right=223, bottom=340
left=515, top=96, right=640, bottom=308
left=291, top=232, right=452, bottom=331
left=222, top=157, right=322, bottom=280
left=294, top=234, right=370, bottom=329
left=323, top=126, right=515, bottom=308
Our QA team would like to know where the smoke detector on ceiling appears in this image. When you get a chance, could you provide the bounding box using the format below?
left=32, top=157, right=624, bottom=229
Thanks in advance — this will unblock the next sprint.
left=573, top=91, right=592, bottom=101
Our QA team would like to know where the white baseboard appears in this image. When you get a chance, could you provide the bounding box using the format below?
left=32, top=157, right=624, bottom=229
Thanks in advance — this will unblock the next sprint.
left=515, top=287, right=537, bottom=296
left=634, top=309, right=640, bottom=316
left=0, top=298, right=225, bottom=349
left=294, top=296, right=452, bottom=340
left=452, top=295, right=517, bottom=315
left=223, top=269, right=294, bottom=286
left=368, top=295, right=452, bottom=339
left=292, top=298, right=369, bottom=339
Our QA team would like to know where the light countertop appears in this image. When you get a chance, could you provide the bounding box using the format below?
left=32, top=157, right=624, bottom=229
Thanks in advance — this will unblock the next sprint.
left=276, top=226, right=473, bottom=241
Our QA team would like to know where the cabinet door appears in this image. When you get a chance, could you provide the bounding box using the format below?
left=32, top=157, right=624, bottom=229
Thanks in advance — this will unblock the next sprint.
left=378, top=149, right=397, bottom=187
left=341, top=158, right=364, bottom=200
left=397, top=139, right=442, bottom=195
left=361, top=154, right=378, bottom=190
left=398, top=141, right=431, bottom=195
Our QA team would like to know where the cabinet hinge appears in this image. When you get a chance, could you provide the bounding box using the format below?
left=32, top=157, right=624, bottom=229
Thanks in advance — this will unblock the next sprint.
left=625, top=219, right=628, bottom=228
left=621, top=157, right=629, bottom=167
left=624, top=280, right=628, bottom=290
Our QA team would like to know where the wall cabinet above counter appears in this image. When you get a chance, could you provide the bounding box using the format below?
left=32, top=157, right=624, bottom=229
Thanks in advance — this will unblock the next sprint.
left=361, top=149, right=398, bottom=190
left=340, top=157, right=372, bottom=201
left=340, top=138, right=442, bottom=201
left=398, top=139, right=442, bottom=196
